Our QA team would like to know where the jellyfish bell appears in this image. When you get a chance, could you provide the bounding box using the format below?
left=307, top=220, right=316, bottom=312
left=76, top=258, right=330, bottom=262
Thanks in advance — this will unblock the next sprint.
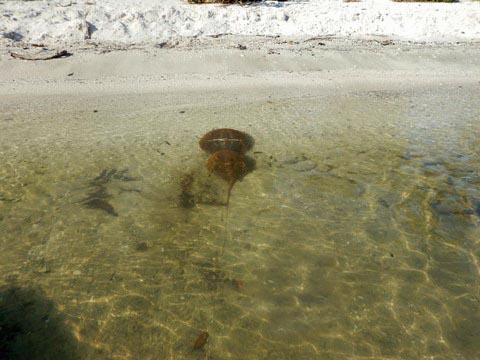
left=199, top=128, right=253, bottom=154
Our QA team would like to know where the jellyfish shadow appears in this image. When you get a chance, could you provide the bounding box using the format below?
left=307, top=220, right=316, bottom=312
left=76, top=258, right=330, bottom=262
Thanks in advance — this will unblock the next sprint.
left=0, top=285, right=88, bottom=360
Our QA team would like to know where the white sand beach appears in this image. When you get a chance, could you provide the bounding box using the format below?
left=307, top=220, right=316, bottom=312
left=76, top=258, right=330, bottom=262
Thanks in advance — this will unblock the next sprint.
left=1, top=0, right=479, bottom=96
left=1, top=0, right=479, bottom=94
left=1, top=0, right=480, bottom=48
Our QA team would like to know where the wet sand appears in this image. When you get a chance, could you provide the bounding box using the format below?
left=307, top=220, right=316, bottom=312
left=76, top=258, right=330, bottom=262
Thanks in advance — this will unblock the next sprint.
left=1, top=38, right=480, bottom=97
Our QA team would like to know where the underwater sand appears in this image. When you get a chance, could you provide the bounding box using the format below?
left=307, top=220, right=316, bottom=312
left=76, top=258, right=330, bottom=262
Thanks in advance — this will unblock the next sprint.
left=1, top=83, right=480, bottom=359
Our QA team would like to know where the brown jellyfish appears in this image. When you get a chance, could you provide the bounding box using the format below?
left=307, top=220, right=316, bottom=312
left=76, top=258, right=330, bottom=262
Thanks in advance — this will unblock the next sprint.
left=199, top=128, right=255, bottom=209
left=199, top=129, right=255, bottom=254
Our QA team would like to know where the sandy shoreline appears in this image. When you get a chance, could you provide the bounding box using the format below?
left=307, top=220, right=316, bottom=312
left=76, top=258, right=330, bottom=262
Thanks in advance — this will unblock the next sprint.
left=1, top=38, right=480, bottom=100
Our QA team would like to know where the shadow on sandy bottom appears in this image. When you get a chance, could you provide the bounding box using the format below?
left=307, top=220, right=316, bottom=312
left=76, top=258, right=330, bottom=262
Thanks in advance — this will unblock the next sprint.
left=0, top=285, right=88, bottom=360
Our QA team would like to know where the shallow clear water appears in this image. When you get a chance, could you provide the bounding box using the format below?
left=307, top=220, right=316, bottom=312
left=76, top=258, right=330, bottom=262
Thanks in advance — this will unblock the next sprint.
left=1, top=86, right=479, bottom=359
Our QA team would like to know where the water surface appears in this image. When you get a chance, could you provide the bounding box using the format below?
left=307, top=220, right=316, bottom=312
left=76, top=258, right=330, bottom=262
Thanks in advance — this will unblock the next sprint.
left=1, top=86, right=479, bottom=359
